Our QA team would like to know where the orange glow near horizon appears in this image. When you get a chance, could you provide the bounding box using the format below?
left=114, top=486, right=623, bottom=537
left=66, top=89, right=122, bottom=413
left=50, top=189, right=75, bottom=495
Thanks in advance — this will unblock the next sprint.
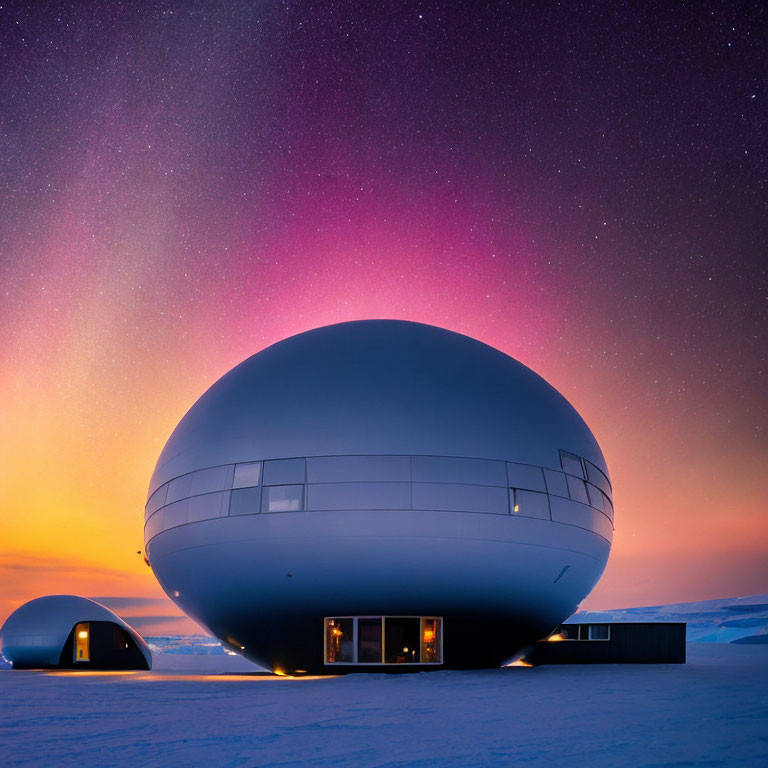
left=2, top=289, right=767, bottom=631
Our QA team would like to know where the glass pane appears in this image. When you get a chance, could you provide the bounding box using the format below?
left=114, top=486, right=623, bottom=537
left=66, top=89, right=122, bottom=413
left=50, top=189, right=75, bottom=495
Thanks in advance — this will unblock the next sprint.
left=550, top=496, right=614, bottom=540
left=357, top=618, right=383, bottom=663
left=412, top=456, right=507, bottom=486
left=561, top=625, right=580, bottom=640
left=512, top=489, right=550, bottom=519
left=325, top=618, right=354, bottom=663
left=307, top=482, right=410, bottom=511
left=560, top=451, right=584, bottom=478
left=190, top=465, right=234, bottom=496
left=412, top=482, right=508, bottom=514
left=589, top=625, right=609, bottom=640
left=263, top=458, right=305, bottom=485
left=585, top=460, right=612, bottom=495
left=586, top=483, right=604, bottom=511
left=384, top=617, right=420, bottom=663
left=566, top=475, right=589, bottom=504
left=307, top=455, right=410, bottom=483
left=602, top=493, right=614, bottom=521
left=145, top=483, right=168, bottom=520
left=543, top=469, right=569, bottom=498
left=163, top=498, right=191, bottom=529
left=233, top=462, right=262, bottom=489
left=144, top=510, right=164, bottom=540
left=187, top=491, right=229, bottom=522
left=166, top=473, right=194, bottom=504
left=422, top=618, right=441, bottom=663
left=506, top=463, right=546, bottom=491
left=230, top=487, right=262, bottom=516
left=262, top=485, right=304, bottom=513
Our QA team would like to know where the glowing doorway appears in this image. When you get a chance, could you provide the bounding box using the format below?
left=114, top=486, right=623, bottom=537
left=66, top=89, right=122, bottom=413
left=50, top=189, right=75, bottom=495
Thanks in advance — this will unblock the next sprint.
left=74, top=622, right=90, bottom=662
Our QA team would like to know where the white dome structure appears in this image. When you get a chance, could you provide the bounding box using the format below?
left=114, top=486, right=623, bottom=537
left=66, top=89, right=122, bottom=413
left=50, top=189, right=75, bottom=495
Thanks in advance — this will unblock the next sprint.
left=144, top=320, right=614, bottom=672
left=1, top=595, right=151, bottom=670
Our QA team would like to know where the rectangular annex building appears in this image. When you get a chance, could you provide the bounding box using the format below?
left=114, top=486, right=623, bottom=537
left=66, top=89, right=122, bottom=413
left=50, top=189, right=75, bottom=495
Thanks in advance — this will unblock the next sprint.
left=529, top=622, right=687, bottom=665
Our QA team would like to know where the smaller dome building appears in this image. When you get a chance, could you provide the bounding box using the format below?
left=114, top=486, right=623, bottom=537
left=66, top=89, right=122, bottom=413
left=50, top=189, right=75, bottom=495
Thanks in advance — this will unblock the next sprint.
left=0, top=596, right=151, bottom=670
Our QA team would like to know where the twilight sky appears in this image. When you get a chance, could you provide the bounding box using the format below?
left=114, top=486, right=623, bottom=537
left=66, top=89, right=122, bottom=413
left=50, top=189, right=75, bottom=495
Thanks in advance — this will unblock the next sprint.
left=1, top=1, right=766, bottom=634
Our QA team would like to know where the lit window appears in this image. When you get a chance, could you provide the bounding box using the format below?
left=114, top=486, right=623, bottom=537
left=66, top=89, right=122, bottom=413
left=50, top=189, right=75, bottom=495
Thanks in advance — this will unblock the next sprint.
left=421, top=618, right=442, bottom=663
left=325, top=617, right=443, bottom=664
left=325, top=618, right=354, bottom=663
left=262, top=485, right=304, bottom=513
left=384, top=617, right=421, bottom=664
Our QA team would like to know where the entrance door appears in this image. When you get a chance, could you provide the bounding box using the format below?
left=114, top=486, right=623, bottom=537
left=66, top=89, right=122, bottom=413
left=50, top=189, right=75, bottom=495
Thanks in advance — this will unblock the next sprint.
left=384, top=617, right=420, bottom=663
left=74, top=622, right=90, bottom=662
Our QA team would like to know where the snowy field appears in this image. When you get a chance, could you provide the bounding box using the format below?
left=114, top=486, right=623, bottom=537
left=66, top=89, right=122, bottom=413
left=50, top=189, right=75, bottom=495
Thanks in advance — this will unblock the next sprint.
left=2, top=644, right=767, bottom=767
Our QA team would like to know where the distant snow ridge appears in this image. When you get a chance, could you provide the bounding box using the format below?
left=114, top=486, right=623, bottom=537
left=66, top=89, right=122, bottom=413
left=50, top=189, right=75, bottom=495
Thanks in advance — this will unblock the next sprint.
left=146, top=635, right=226, bottom=655
left=569, top=593, right=768, bottom=643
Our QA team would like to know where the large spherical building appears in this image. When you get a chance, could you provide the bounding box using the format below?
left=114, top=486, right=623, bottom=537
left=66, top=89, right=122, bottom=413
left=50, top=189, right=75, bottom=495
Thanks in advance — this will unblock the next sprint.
left=144, top=320, right=613, bottom=673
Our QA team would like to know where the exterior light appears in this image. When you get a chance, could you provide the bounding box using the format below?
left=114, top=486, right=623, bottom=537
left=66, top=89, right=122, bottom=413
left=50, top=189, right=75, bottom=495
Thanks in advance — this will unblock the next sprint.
left=513, top=504, right=520, bottom=513
left=547, top=633, right=565, bottom=642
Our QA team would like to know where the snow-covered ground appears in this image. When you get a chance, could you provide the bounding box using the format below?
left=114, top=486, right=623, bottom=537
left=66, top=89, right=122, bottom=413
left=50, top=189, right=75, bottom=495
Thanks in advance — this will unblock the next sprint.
left=2, top=595, right=768, bottom=766
left=1, top=644, right=766, bottom=767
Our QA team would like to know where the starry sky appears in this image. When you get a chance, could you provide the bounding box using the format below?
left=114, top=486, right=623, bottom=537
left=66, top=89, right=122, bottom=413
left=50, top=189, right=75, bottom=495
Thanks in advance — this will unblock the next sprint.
left=1, top=1, right=766, bottom=634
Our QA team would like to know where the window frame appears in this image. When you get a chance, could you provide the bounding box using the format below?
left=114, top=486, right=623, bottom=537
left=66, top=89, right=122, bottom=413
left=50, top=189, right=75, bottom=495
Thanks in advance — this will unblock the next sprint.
left=261, top=483, right=305, bottom=513
left=560, top=624, right=611, bottom=641
left=323, top=616, right=444, bottom=665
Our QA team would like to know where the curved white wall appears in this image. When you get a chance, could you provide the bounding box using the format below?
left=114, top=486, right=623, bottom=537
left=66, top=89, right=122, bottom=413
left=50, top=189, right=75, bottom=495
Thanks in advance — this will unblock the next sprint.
left=145, top=320, right=614, bottom=670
